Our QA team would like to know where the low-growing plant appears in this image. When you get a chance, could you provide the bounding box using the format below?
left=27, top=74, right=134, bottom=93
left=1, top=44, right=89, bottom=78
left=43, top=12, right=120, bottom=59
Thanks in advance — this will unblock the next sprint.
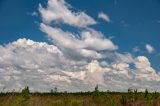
left=120, top=95, right=127, bottom=106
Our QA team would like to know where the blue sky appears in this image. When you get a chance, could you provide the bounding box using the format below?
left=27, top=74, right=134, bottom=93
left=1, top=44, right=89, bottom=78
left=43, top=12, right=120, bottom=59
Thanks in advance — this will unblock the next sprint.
left=0, top=0, right=160, bottom=70
left=0, top=0, right=160, bottom=91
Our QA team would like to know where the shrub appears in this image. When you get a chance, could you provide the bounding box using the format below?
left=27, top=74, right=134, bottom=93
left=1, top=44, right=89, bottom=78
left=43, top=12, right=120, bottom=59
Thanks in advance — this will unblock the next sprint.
left=21, top=86, right=30, bottom=99
left=153, top=91, right=159, bottom=99
left=92, top=84, right=100, bottom=97
left=92, top=84, right=102, bottom=103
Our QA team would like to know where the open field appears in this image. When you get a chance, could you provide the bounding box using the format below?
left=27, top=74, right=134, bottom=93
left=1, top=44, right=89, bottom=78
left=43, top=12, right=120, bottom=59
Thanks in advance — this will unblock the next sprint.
left=1, top=90, right=160, bottom=106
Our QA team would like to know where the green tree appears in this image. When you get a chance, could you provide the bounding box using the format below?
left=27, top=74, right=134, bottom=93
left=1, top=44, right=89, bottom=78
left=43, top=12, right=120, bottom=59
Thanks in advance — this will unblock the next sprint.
left=153, top=91, right=159, bottom=99
left=144, top=88, right=148, bottom=98
left=128, top=88, right=132, bottom=93
left=51, top=89, right=53, bottom=93
left=95, top=84, right=99, bottom=92
left=92, top=84, right=101, bottom=102
left=21, top=86, right=30, bottom=99
left=94, top=84, right=100, bottom=97
left=54, top=87, right=57, bottom=93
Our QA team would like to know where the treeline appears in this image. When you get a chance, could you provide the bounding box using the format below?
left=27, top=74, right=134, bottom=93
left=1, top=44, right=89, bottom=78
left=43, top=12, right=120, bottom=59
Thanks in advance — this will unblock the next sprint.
left=0, top=85, right=160, bottom=106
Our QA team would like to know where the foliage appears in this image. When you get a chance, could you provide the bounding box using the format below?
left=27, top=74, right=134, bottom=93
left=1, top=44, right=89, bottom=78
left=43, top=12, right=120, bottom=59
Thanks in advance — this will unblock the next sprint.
left=51, top=89, right=53, bottom=93
left=54, top=87, right=58, bottom=93
left=153, top=91, right=159, bottom=99
left=21, top=86, right=30, bottom=100
left=0, top=86, right=160, bottom=106
left=128, top=88, right=133, bottom=93
left=92, top=84, right=100, bottom=100
left=144, top=88, right=148, bottom=98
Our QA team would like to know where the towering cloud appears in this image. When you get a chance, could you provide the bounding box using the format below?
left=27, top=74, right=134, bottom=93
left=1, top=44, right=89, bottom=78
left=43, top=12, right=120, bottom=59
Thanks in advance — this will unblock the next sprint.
left=0, top=39, right=160, bottom=92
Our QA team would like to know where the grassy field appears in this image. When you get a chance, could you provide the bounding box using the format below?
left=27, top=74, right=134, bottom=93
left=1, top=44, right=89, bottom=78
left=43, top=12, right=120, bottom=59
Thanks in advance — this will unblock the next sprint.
left=1, top=89, right=160, bottom=106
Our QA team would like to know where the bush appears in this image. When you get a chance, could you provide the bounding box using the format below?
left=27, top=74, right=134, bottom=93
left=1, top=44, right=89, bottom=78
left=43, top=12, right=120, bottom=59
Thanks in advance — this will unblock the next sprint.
left=92, top=84, right=102, bottom=103
left=92, top=84, right=100, bottom=98
left=21, top=86, right=30, bottom=99
left=153, top=91, right=159, bottom=99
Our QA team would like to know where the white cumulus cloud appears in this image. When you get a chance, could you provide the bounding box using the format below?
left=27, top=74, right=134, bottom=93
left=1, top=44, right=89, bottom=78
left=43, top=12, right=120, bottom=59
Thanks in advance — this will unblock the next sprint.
left=0, top=39, right=160, bottom=92
left=39, top=0, right=96, bottom=27
left=40, top=23, right=118, bottom=60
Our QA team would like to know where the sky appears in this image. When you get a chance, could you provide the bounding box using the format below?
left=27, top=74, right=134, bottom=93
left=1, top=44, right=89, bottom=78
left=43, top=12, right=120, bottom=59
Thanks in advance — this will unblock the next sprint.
left=0, top=0, right=160, bottom=92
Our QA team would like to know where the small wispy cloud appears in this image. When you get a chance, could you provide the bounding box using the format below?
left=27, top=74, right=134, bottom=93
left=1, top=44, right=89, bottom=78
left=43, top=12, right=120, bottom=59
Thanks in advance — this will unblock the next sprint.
left=157, top=20, right=160, bottom=24
left=31, top=11, right=38, bottom=16
left=114, top=0, right=118, bottom=5
left=98, top=12, right=110, bottom=22
left=27, top=11, right=38, bottom=17
left=133, top=46, right=141, bottom=52
left=145, top=44, right=155, bottom=53
left=121, top=20, right=129, bottom=27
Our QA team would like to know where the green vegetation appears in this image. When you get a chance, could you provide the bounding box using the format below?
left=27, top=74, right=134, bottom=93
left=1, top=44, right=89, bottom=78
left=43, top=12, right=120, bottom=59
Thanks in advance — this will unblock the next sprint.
left=21, top=86, right=30, bottom=100
left=120, top=95, right=127, bottom=105
left=0, top=86, right=160, bottom=106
